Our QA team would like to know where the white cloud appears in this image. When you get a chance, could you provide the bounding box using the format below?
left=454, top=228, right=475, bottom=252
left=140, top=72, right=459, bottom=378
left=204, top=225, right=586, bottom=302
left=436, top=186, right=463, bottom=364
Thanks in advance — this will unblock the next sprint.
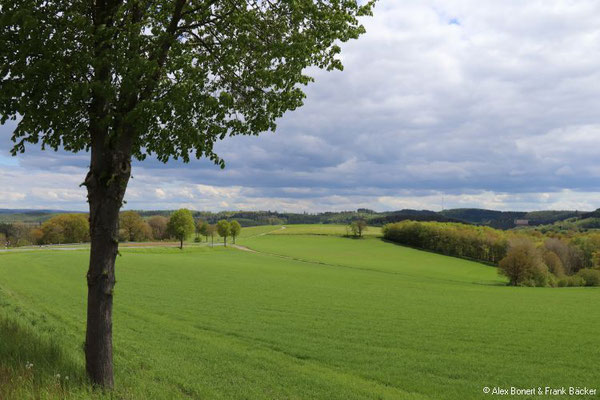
left=155, top=188, right=166, bottom=199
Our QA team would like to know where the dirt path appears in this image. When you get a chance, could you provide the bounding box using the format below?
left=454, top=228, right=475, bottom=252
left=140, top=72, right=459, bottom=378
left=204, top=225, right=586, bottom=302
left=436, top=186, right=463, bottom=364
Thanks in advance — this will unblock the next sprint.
left=0, top=242, right=213, bottom=253
left=231, top=244, right=257, bottom=252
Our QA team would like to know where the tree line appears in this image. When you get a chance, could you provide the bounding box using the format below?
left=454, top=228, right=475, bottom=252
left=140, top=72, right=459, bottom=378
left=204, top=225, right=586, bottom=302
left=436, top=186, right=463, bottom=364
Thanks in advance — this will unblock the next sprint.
left=382, top=221, right=600, bottom=287
left=0, top=209, right=241, bottom=249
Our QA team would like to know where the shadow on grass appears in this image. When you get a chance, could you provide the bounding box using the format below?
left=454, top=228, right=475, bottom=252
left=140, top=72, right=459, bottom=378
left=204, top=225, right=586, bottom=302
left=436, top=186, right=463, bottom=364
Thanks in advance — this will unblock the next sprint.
left=380, top=238, right=499, bottom=267
left=0, top=315, right=89, bottom=399
left=380, top=238, right=510, bottom=286
left=471, top=281, right=508, bottom=287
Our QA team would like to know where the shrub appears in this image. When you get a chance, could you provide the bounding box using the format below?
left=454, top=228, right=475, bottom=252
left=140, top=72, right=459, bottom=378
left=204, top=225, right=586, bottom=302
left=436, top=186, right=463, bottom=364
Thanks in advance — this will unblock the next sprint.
left=576, top=268, right=600, bottom=287
left=148, top=216, right=169, bottom=240
left=568, top=275, right=586, bottom=287
left=544, top=238, right=585, bottom=275
left=557, top=277, right=570, bottom=287
left=543, top=251, right=565, bottom=277
left=40, top=214, right=89, bottom=244
left=119, top=211, right=152, bottom=242
left=498, top=239, right=550, bottom=287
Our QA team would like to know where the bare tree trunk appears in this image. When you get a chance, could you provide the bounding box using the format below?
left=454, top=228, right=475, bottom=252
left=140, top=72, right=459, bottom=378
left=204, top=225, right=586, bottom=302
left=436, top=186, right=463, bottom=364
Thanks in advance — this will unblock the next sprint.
left=84, top=144, right=131, bottom=388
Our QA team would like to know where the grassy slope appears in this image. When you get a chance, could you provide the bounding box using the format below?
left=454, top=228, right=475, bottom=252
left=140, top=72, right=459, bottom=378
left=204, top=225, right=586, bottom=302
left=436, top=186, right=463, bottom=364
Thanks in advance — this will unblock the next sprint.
left=269, top=224, right=381, bottom=237
left=0, top=225, right=598, bottom=399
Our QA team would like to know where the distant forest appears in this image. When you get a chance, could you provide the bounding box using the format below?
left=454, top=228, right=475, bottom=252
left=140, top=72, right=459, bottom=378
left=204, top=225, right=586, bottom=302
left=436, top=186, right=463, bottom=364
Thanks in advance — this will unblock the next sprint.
left=0, top=207, right=589, bottom=229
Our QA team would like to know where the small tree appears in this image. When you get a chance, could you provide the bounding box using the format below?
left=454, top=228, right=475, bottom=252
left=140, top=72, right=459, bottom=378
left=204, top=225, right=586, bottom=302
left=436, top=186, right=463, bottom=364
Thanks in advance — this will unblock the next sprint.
left=199, top=222, right=210, bottom=242
left=46, top=214, right=90, bottom=243
left=230, top=221, right=242, bottom=244
left=195, top=219, right=205, bottom=240
left=119, top=211, right=152, bottom=242
left=167, top=209, right=195, bottom=249
left=355, top=219, right=367, bottom=237
left=41, top=220, right=65, bottom=244
left=148, top=216, right=169, bottom=240
left=217, top=220, right=231, bottom=247
left=349, top=219, right=367, bottom=237
left=499, top=239, right=549, bottom=286
left=206, top=224, right=217, bottom=247
left=40, top=214, right=90, bottom=245
left=543, top=251, right=565, bottom=277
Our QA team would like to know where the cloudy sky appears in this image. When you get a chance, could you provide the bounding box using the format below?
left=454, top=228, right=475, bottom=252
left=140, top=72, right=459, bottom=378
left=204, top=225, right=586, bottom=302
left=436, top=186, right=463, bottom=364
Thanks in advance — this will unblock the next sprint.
left=2, top=0, right=600, bottom=212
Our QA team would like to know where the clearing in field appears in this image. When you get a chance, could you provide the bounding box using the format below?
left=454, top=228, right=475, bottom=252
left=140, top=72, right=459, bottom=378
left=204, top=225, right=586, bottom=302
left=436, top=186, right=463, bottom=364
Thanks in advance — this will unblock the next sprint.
left=0, top=225, right=598, bottom=399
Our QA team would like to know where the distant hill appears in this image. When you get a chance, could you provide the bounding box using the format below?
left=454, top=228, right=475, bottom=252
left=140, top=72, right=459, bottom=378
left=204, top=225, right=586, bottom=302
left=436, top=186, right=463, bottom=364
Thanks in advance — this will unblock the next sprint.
left=440, top=208, right=581, bottom=229
left=0, top=209, right=76, bottom=214
left=137, top=208, right=458, bottom=226
left=440, top=208, right=525, bottom=229
left=0, top=207, right=588, bottom=229
left=440, top=208, right=582, bottom=229
left=0, top=209, right=83, bottom=224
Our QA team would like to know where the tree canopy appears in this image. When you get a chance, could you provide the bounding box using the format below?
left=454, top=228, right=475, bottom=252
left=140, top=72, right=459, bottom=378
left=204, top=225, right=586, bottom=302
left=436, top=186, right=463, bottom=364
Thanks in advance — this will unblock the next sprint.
left=167, top=208, right=195, bottom=249
left=41, top=214, right=90, bottom=244
left=229, top=220, right=241, bottom=244
left=1, top=0, right=374, bottom=166
left=119, top=211, right=152, bottom=242
left=216, top=219, right=230, bottom=246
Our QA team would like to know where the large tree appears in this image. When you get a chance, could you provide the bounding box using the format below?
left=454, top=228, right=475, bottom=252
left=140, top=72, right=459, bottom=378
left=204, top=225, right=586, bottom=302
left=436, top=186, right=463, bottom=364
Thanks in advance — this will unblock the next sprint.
left=0, top=0, right=374, bottom=388
left=167, top=208, right=195, bottom=249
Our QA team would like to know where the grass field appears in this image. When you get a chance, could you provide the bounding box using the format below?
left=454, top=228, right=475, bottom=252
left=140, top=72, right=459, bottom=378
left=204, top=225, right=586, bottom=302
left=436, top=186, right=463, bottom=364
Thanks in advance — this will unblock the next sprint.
left=0, top=225, right=598, bottom=399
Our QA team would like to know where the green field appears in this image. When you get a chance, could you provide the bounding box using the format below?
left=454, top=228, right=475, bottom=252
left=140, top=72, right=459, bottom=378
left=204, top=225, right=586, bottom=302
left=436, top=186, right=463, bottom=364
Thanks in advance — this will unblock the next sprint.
left=0, top=225, right=598, bottom=399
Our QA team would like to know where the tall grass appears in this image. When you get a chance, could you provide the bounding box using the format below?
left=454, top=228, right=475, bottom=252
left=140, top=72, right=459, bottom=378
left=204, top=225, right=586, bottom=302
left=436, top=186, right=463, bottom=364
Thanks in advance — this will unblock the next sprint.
left=0, top=314, right=92, bottom=399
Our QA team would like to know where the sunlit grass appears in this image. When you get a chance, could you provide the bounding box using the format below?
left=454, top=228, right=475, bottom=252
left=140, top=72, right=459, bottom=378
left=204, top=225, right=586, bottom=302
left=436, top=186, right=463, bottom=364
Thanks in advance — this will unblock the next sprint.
left=0, top=230, right=598, bottom=399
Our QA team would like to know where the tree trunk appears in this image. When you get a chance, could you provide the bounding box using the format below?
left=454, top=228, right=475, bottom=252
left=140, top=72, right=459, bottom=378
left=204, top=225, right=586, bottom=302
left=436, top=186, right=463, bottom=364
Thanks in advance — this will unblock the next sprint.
left=180, top=238, right=183, bottom=249
left=84, top=143, right=131, bottom=388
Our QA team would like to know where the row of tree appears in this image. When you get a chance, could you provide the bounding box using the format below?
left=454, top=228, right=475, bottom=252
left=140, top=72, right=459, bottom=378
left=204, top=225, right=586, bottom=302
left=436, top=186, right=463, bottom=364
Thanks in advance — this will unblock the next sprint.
left=382, top=221, right=509, bottom=264
left=164, top=208, right=242, bottom=249
left=1, top=210, right=242, bottom=249
left=498, top=238, right=600, bottom=287
left=382, top=221, right=600, bottom=287
left=0, top=214, right=90, bottom=246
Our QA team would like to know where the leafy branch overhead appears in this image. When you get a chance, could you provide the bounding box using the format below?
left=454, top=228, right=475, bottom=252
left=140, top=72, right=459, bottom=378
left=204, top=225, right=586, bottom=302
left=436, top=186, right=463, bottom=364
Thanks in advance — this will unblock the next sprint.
left=0, top=0, right=374, bottom=166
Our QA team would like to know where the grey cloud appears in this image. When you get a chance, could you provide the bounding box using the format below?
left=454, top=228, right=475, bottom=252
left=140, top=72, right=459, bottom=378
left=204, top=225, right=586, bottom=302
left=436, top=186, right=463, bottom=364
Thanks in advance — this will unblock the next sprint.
left=2, top=0, right=600, bottom=211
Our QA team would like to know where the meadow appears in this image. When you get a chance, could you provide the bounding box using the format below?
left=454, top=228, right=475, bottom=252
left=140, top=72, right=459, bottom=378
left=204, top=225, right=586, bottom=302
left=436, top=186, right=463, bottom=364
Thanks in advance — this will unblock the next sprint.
left=0, top=225, right=598, bottom=399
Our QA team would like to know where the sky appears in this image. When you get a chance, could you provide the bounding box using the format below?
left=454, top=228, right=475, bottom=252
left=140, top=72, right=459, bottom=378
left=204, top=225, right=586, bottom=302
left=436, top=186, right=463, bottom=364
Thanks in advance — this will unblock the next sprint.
left=2, top=0, right=600, bottom=213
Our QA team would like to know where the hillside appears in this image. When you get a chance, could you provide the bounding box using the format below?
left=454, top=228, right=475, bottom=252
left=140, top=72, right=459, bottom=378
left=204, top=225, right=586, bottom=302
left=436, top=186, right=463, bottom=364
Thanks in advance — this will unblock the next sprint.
left=1, top=225, right=598, bottom=399
left=440, top=208, right=582, bottom=229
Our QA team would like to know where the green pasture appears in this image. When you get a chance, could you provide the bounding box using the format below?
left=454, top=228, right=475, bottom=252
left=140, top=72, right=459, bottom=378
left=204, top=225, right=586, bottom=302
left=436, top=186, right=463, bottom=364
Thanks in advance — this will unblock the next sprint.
left=269, top=224, right=381, bottom=236
left=0, top=225, right=598, bottom=399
